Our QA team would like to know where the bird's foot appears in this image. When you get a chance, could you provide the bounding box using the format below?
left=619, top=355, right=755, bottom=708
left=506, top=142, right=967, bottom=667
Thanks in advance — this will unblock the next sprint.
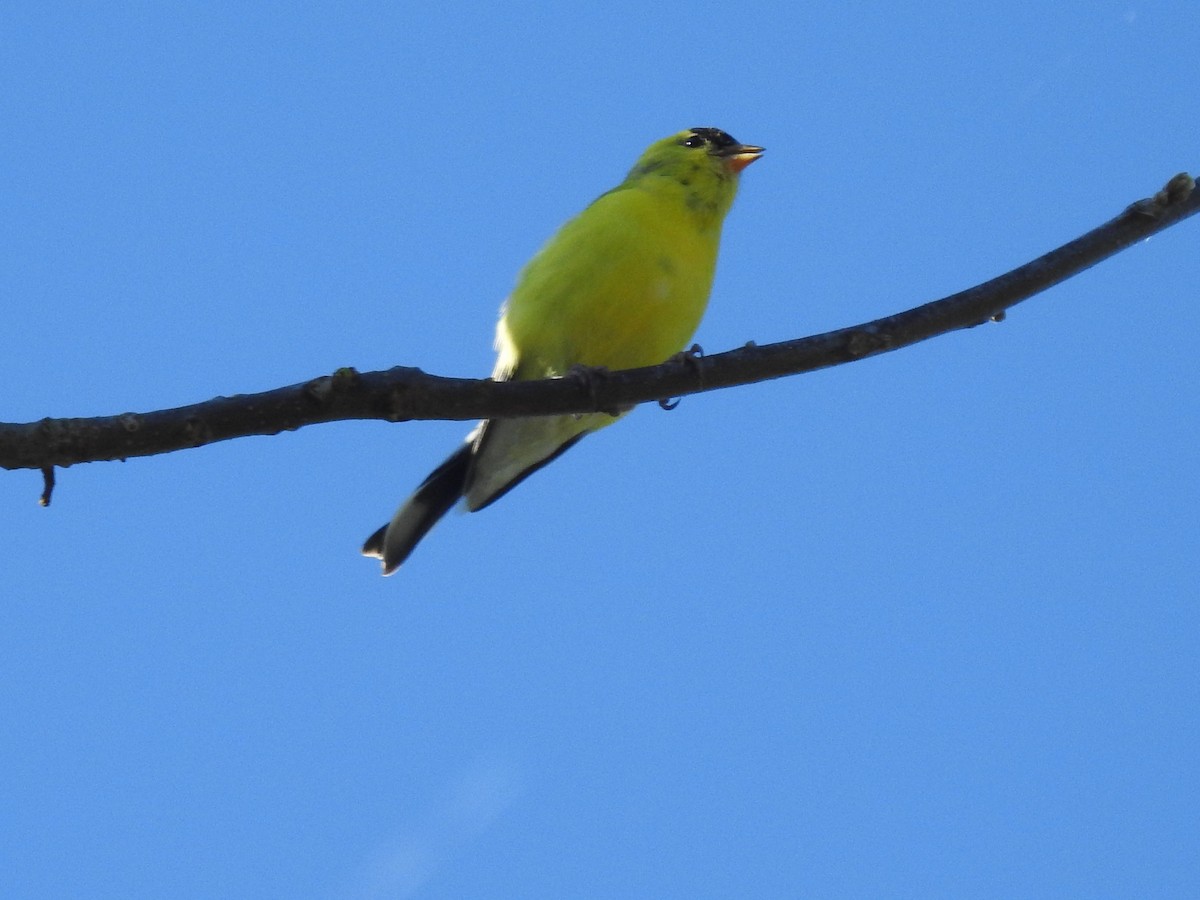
left=671, top=343, right=705, bottom=370
left=566, top=364, right=622, bottom=417
left=659, top=344, right=704, bottom=410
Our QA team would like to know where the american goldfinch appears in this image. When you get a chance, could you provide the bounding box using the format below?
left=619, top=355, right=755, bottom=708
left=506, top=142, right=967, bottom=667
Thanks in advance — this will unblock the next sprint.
left=364, top=127, right=763, bottom=574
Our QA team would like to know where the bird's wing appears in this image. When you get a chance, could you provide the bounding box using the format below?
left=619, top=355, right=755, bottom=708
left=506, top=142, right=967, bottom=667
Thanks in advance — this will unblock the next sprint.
left=463, top=411, right=617, bottom=512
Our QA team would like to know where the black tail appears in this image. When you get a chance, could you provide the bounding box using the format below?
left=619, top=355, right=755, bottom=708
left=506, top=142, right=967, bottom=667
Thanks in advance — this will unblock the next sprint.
left=362, top=443, right=472, bottom=575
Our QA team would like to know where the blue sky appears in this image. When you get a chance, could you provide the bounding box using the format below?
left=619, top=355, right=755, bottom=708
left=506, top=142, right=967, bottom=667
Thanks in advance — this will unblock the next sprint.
left=3, top=3, right=1197, bottom=898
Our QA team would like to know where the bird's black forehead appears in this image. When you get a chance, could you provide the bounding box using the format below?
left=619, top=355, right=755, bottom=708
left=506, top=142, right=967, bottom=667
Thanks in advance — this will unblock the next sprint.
left=687, top=127, right=739, bottom=148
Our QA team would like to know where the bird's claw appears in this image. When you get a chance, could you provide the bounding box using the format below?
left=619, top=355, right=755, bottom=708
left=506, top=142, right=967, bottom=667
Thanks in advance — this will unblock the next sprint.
left=671, top=343, right=705, bottom=372
left=566, top=364, right=607, bottom=402
left=566, top=364, right=623, bottom=417
left=658, top=344, right=704, bottom=410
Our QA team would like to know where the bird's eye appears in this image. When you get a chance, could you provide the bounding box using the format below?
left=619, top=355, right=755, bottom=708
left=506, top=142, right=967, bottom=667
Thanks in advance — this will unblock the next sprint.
left=682, top=134, right=707, bottom=148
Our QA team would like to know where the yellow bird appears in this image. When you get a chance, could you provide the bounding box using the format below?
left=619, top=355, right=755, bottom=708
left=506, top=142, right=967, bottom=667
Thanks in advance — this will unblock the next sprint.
left=363, top=127, right=763, bottom=574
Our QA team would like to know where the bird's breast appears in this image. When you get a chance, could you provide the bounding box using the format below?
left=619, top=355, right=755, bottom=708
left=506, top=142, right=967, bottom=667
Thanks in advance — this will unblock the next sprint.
left=502, top=188, right=724, bottom=375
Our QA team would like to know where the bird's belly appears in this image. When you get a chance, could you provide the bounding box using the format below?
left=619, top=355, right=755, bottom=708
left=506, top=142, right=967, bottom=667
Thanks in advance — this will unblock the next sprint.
left=557, top=252, right=711, bottom=371
left=502, top=201, right=719, bottom=377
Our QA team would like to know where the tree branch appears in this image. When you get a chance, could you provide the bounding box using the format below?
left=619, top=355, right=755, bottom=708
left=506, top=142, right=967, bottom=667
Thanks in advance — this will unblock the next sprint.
left=2, top=172, right=1195, bottom=476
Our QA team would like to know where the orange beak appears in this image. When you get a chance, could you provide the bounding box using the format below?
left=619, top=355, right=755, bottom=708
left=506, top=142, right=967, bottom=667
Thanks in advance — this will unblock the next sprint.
left=724, top=144, right=765, bottom=174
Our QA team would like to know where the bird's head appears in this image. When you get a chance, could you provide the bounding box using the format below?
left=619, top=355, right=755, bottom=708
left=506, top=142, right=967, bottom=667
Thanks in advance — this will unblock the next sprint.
left=628, top=127, right=764, bottom=179
left=624, top=127, right=764, bottom=223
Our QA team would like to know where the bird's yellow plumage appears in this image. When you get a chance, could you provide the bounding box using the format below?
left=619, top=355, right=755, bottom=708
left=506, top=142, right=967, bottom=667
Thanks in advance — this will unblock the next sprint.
left=364, top=127, right=762, bottom=574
